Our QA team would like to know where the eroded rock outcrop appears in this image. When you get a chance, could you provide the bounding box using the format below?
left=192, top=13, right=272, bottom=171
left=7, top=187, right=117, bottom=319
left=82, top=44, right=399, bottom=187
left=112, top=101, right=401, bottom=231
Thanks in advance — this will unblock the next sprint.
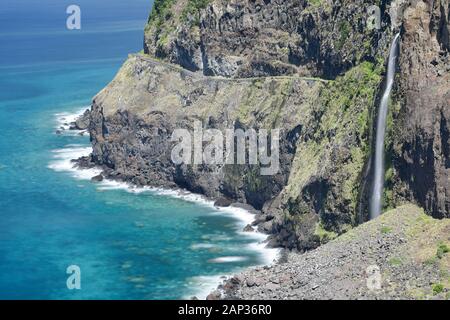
left=84, top=53, right=383, bottom=251
left=144, top=0, right=395, bottom=79
left=389, top=0, right=450, bottom=219
left=81, top=0, right=449, bottom=253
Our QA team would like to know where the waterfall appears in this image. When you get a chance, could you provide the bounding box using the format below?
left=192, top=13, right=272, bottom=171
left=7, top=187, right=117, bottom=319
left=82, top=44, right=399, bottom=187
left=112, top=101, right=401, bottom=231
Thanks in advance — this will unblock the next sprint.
left=370, top=33, right=400, bottom=220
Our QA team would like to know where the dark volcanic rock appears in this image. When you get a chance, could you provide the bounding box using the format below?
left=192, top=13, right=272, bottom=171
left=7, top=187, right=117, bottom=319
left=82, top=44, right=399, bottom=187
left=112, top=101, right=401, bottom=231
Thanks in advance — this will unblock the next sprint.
left=74, top=156, right=96, bottom=169
left=214, top=197, right=233, bottom=207
left=82, top=0, right=449, bottom=254
left=206, top=290, right=221, bottom=300
left=73, top=109, right=91, bottom=131
left=390, top=0, right=450, bottom=219
left=91, top=174, right=104, bottom=182
left=144, top=0, right=394, bottom=79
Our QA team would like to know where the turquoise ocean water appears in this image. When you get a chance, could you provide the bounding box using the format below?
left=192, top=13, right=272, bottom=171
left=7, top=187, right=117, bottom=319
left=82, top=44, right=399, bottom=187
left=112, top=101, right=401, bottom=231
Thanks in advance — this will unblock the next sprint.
left=0, top=0, right=276, bottom=299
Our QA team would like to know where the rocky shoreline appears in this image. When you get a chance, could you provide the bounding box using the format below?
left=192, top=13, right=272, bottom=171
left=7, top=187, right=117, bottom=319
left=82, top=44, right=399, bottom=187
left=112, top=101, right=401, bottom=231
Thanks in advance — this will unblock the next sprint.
left=74, top=0, right=449, bottom=255
left=68, top=118, right=284, bottom=250
left=68, top=0, right=449, bottom=300
left=67, top=110, right=450, bottom=300
left=73, top=53, right=383, bottom=253
left=72, top=139, right=275, bottom=237
left=207, top=205, right=450, bottom=300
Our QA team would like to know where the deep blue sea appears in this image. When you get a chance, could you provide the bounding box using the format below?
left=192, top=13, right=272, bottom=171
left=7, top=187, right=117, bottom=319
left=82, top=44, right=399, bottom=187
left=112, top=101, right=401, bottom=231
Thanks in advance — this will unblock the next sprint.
left=0, top=0, right=276, bottom=299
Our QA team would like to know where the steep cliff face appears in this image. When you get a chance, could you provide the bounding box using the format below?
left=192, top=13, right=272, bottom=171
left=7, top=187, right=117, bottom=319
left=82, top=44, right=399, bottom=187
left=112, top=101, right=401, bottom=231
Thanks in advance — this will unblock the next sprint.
left=87, top=54, right=382, bottom=251
left=89, top=55, right=326, bottom=206
left=82, top=0, right=449, bottom=252
left=144, top=0, right=394, bottom=79
left=389, top=0, right=450, bottom=219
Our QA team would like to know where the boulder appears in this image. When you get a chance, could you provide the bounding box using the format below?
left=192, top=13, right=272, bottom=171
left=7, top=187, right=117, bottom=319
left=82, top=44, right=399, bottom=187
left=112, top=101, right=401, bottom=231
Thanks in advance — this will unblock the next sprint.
left=72, top=109, right=91, bottom=130
left=214, top=197, right=232, bottom=207
left=91, top=174, right=104, bottom=182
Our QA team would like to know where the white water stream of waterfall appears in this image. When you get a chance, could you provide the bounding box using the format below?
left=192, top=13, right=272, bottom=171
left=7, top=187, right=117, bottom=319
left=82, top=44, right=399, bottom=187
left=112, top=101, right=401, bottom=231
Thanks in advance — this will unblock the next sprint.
left=370, top=33, right=401, bottom=220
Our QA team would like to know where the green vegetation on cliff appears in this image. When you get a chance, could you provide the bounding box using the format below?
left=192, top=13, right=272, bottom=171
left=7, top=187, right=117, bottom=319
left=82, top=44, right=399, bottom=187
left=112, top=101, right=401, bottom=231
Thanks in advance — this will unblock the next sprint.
left=148, top=0, right=210, bottom=32
left=284, top=61, right=384, bottom=235
left=105, top=0, right=439, bottom=255
left=148, top=0, right=176, bottom=28
left=181, top=0, right=211, bottom=25
left=234, top=78, right=295, bottom=128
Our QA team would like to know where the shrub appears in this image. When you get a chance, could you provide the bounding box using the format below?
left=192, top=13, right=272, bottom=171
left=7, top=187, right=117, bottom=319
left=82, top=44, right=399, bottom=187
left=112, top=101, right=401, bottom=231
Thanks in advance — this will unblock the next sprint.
left=432, top=283, right=444, bottom=295
left=437, top=243, right=449, bottom=259
left=181, top=0, right=211, bottom=25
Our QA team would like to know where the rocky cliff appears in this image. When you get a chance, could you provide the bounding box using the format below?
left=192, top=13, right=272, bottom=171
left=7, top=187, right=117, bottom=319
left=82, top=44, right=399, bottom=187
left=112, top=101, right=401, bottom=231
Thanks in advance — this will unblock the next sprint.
left=144, top=0, right=394, bottom=79
left=80, top=0, right=449, bottom=252
left=390, top=0, right=450, bottom=219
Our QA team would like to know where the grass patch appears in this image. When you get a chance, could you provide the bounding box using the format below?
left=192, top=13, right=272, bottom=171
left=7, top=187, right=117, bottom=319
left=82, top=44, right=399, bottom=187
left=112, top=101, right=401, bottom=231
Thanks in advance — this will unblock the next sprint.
left=314, top=222, right=338, bottom=244
left=437, top=243, right=449, bottom=259
left=425, top=243, right=450, bottom=264
left=424, top=256, right=437, bottom=266
left=388, top=257, right=402, bottom=266
left=381, top=226, right=392, bottom=234
left=308, top=0, right=323, bottom=7
left=432, top=283, right=444, bottom=295
left=336, top=21, right=351, bottom=50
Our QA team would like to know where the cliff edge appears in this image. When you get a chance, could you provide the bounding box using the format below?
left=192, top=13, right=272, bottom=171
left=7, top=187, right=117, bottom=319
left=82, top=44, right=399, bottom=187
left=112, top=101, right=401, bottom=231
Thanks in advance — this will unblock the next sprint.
left=81, top=0, right=449, bottom=253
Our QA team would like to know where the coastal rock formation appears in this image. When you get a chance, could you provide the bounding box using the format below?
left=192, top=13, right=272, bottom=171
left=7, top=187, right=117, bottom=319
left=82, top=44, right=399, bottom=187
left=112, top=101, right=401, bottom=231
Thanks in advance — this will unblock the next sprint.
left=74, top=109, right=91, bottom=131
left=84, top=53, right=382, bottom=251
left=80, top=0, right=449, bottom=253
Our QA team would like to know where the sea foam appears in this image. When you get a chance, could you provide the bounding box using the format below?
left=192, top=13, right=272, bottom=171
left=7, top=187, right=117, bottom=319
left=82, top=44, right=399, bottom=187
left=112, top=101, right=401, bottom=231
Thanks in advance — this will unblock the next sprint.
left=49, top=110, right=280, bottom=300
left=54, top=107, right=89, bottom=136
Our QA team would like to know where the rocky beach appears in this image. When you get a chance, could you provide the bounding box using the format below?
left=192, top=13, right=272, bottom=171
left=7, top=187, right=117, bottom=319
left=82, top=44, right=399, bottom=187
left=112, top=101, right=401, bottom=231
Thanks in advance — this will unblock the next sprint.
left=210, top=205, right=450, bottom=300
